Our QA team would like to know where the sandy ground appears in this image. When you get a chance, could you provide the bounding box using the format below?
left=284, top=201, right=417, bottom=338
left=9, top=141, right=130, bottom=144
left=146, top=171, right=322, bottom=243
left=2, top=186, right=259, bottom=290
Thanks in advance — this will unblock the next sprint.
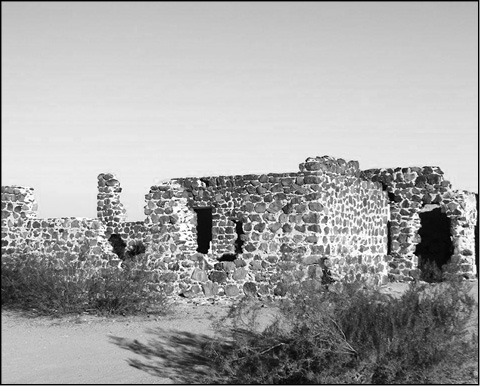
left=2, top=281, right=478, bottom=385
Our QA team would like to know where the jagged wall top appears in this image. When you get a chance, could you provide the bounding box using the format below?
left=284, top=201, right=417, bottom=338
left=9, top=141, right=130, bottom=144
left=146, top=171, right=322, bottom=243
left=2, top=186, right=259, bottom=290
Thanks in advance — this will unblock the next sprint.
left=1, top=185, right=37, bottom=227
left=299, top=155, right=361, bottom=176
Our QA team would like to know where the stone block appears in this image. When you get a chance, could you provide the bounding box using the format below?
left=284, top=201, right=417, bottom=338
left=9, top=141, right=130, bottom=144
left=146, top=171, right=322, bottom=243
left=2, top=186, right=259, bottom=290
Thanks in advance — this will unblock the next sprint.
left=268, top=222, right=282, bottom=233
left=308, top=202, right=324, bottom=211
left=209, top=271, right=227, bottom=283
left=295, top=204, right=307, bottom=213
left=243, top=282, right=257, bottom=297
left=234, top=258, right=247, bottom=267
left=225, top=284, right=240, bottom=297
left=202, top=281, right=219, bottom=296
left=254, top=203, right=267, bottom=213
left=307, top=224, right=321, bottom=232
left=266, top=255, right=278, bottom=263
left=250, top=260, right=263, bottom=270
left=267, top=201, right=283, bottom=213
left=273, top=282, right=288, bottom=296
left=191, top=268, right=208, bottom=282
left=302, top=213, right=320, bottom=223
left=282, top=203, right=294, bottom=214
left=254, top=222, right=266, bottom=232
left=280, top=244, right=294, bottom=253
left=232, top=267, right=247, bottom=280
left=304, top=175, right=321, bottom=184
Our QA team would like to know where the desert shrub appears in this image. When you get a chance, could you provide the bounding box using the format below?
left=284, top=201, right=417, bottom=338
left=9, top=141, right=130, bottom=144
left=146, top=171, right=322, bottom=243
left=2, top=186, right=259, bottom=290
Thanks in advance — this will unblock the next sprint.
left=124, top=240, right=146, bottom=260
left=1, top=253, right=169, bottom=317
left=202, top=280, right=478, bottom=384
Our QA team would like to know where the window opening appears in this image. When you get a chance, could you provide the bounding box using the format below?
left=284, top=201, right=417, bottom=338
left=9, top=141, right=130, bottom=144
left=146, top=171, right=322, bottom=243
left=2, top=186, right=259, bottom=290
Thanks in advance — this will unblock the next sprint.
left=194, top=208, right=212, bottom=254
left=234, top=221, right=244, bottom=254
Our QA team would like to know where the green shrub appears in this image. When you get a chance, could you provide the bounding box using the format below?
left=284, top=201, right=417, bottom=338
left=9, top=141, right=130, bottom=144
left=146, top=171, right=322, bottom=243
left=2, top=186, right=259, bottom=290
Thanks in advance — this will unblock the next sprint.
left=1, top=253, right=169, bottom=317
left=202, top=280, right=478, bottom=384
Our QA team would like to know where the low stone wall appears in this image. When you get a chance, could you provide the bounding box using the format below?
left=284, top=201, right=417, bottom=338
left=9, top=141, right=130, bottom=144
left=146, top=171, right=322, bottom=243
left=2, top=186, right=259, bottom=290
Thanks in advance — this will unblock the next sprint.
left=2, top=216, right=116, bottom=260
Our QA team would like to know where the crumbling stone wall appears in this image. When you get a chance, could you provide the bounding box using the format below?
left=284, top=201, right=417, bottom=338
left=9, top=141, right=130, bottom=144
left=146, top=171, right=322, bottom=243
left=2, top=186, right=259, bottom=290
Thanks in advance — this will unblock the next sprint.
left=1, top=186, right=120, bottom=278
left=1, top=216, right=120, bottom=266
left=1, top=186, right=37, bottom=227
left=142, top=156, right=390, bottom=296
left=362, top=167, right=477, bottom=281
left=1, top=155, right=478, bottom=300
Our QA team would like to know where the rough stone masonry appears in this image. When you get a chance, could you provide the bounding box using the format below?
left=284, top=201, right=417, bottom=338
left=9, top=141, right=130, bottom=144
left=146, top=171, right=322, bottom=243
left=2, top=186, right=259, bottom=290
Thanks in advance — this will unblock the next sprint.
left=1, top=156, right=478, bottom=298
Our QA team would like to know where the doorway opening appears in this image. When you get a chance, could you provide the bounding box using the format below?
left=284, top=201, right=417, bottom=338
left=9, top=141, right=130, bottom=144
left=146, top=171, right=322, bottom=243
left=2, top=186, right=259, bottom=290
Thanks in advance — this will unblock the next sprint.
left=194, top=208, right=212, bottom=254
left=414, top=206, right=453, bottom=282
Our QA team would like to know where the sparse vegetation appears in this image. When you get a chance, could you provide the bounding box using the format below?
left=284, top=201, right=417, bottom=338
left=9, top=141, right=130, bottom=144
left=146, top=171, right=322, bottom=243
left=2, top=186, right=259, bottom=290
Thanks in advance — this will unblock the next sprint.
left=200, top=280, right=478, bottom=384
left=1, top=253, right=169, bottom=316
left=1, top=251, right=477, bottom=384
left=125, top=240, right=147, bottom=260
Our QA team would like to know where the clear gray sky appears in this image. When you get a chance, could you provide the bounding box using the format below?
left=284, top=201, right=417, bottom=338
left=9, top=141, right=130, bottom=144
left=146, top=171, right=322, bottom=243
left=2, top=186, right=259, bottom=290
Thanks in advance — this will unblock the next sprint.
left=2, top=2, right=478, bottom=221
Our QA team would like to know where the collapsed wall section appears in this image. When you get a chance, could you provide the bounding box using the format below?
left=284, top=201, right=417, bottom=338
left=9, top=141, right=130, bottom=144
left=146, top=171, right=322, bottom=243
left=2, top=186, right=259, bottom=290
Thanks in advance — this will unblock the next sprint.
left=1, top=185, right=119, bottom=273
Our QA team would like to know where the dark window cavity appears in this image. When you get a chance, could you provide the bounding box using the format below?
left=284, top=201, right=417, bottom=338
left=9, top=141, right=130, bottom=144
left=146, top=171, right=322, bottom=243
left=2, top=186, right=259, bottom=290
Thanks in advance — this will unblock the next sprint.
left=387, top=221, right=392, bottom=255
left=194, top=208, right=213, bottom=254
left=234, top=221, right=244, bottom=254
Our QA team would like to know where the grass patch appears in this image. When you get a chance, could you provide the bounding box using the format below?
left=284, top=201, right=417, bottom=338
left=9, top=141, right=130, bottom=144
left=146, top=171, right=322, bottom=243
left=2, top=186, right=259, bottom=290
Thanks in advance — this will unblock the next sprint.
left=1, top=253, right=169, bottom=317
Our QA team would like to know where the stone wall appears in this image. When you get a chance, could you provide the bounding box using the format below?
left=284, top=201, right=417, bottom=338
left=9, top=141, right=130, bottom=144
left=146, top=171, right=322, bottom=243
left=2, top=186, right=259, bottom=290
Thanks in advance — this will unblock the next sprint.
left=362, top=167, right=477, bottom=281
left=1, top=155, right=478, bottom=300
left=142, top=156, right=390, bottom=296
left=1, top=186, right=37, bottom=228
left=97, top=173, right=127, bottom=232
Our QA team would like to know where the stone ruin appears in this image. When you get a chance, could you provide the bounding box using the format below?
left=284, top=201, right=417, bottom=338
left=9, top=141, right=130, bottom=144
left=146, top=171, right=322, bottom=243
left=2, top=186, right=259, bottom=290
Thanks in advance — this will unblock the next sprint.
left=1, top=156, right=478, bottom=298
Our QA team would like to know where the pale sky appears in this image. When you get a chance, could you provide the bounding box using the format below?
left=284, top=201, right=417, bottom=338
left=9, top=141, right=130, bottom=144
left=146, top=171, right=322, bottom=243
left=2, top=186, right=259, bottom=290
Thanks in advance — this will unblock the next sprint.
left=2, top=2, right=478, bottom=221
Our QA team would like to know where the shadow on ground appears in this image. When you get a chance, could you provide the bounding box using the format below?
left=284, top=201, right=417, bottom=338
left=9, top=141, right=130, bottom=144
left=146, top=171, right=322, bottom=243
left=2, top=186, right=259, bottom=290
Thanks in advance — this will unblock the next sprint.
left=109, top=328, right=233, bottom=384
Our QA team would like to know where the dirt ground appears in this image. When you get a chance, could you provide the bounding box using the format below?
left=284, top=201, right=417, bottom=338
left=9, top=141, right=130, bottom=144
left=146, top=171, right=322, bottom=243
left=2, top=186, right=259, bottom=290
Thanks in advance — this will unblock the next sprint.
left=2, top=281, right=478, bottom=385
